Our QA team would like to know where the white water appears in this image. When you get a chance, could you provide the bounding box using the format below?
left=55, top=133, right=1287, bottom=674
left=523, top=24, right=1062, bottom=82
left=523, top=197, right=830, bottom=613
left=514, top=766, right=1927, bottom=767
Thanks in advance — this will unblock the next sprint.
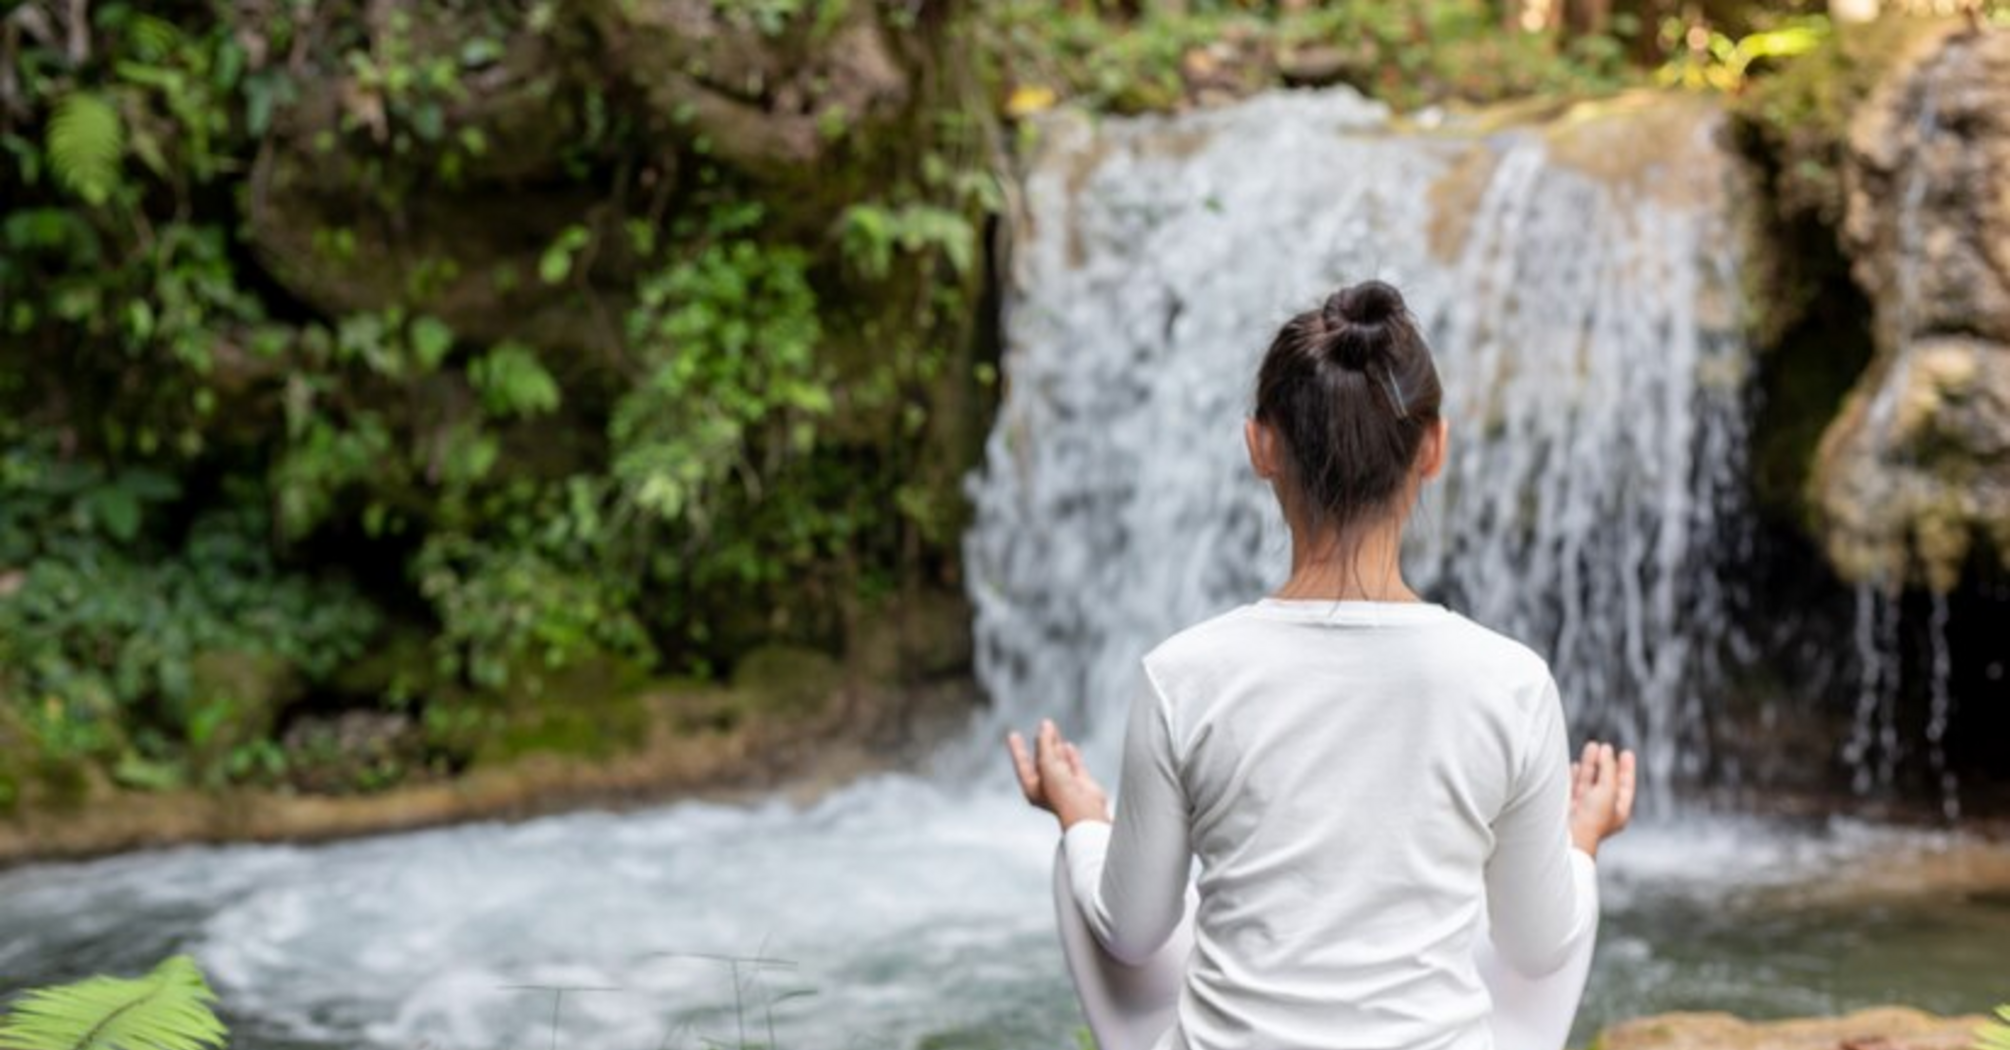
left=966, top=90, right=1748, bottom=803
left=5, top=795, right=2006, bottom=1050
left=7, top=89, right=2006, bottom=1050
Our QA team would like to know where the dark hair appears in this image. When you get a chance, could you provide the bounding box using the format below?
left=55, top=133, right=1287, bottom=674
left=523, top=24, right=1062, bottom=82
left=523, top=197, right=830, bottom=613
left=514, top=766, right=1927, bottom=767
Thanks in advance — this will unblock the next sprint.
left=1252, top=279, right=1444, bottom=546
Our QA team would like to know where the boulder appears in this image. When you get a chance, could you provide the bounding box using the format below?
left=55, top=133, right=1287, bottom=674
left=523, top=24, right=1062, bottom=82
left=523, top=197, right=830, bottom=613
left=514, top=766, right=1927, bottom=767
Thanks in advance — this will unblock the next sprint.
left=1811, top=26, right=2010, bottom=590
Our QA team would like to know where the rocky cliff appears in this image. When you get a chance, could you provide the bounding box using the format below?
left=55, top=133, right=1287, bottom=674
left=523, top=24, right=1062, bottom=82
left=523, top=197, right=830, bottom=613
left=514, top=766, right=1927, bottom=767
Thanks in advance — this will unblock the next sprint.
left=1812, top=25, right=2010, bottom=592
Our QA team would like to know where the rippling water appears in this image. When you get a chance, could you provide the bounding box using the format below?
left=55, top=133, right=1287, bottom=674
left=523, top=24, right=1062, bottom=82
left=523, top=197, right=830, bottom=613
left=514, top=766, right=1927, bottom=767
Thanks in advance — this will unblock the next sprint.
left=3, top=775, right=2006, bottom=1050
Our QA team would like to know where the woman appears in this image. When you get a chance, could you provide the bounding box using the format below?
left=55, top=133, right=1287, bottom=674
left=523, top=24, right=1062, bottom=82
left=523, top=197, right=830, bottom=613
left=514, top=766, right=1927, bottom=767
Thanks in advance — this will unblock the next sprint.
left=1006, top=280, right=1636, bottom=1050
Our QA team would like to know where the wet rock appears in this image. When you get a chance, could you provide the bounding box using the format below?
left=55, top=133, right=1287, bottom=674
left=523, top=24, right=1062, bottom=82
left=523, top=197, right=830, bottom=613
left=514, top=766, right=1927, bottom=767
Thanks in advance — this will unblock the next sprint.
left=1599, top=1007, right=1988, bottom=1050
left=578, top=0, right=914, bottom=183
left=1277, top=44, right=1370, bottom=89
left=1812, top=26, right=2010, bottom=590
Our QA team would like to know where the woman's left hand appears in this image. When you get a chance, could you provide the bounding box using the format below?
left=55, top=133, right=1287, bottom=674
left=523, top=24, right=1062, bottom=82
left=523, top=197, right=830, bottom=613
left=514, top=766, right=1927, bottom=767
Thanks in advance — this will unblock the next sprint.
left=1006, top=719, right=1112, bottom=830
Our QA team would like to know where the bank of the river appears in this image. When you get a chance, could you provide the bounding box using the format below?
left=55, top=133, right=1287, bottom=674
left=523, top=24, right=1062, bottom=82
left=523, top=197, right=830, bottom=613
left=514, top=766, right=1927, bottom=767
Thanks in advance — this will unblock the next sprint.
left=1600, top=1007, right=1991, bottom=1050
left=0, top=638, right=978, bottom=867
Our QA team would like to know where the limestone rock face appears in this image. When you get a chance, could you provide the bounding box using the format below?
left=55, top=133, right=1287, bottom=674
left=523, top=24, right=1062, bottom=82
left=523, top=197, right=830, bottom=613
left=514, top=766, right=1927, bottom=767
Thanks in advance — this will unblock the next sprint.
left=1812, top=26, right=2010, bottom=590
left=1599, top=1007, right=1987, bottom=1050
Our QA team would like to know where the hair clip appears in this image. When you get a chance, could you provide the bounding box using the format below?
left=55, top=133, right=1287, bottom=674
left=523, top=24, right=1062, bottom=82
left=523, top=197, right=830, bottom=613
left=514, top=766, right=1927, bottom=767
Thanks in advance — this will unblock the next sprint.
left=1381, top=365, right=1410, bottom=420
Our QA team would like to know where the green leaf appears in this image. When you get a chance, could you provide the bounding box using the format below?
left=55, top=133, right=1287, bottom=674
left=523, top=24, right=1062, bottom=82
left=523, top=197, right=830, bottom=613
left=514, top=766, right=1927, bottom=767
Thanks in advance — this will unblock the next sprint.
left=1977, top=1004, right=2010, bottom=1050
left=408, top=316, right=454, bottom=370
left=469, top=342, right=561, bottom=418
left=537, top=225, right=591, bottom=284
left=0, top=954, right=228, bottom=1050
left=46, top=92, right=126, bottom=206
left=85, top=487, right=142, bottom=543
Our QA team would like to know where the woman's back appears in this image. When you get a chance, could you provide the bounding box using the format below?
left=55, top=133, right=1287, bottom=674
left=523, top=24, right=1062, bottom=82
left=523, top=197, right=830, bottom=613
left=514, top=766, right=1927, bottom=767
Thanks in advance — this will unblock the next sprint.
left=1094, top=597, right=1583, bottom=1050
left=1019, top=280, right=1627, bottom=1050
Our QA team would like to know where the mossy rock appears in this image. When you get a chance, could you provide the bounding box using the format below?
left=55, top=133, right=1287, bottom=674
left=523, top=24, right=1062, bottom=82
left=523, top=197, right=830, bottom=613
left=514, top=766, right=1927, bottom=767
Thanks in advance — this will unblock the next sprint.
left=330, top=632, right=438, bottom=707
left=468, top=655, right=655, bottom=767
left=1728, top=16, right=1951, bottom=353
left=0, top=726, right=23, bottom=817
left=181, top=649, right=303, bottom=786
left=730, top=644, right=843, bottom=718
left=0, top=703, right=104, bottom=813
left=848, top=588, right=974, bottom=684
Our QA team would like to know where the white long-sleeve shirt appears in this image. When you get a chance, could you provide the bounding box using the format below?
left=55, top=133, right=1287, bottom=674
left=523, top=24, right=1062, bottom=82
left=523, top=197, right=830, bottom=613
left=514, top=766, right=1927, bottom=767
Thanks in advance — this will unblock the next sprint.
left=1062, top=598, right=1596, bottom=1050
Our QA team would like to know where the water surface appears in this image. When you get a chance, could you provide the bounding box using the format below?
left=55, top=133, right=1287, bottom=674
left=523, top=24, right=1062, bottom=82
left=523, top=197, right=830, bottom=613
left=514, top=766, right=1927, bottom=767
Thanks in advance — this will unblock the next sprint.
left=3, top=777, right=2003, bottom=1050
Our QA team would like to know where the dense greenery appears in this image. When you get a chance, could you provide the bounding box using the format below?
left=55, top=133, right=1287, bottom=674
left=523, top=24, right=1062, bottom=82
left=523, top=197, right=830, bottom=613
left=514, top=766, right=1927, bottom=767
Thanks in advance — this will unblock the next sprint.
left=2, top=0, right=2003, bottom=815
left=0, top=0, right=991, bottom=807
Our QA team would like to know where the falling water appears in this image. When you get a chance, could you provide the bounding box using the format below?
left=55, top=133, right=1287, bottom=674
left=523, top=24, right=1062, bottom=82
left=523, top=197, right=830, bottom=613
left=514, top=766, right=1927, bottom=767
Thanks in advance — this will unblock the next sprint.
left=966, top=90, right=1750, bottom=806
left=1925, top=592, right=1960, bottom=819
left=1837, top=58, right=1965, bottom=812
left=1842, top=583, right=1902, bottom=794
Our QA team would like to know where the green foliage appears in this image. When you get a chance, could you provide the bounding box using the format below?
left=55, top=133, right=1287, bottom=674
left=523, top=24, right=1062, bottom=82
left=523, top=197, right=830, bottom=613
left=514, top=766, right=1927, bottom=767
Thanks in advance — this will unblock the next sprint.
left=417, top=531, right=654, bottom=694
left=469, top=342, right=562, bottom=419
left=0, top=0, right=981, bottom=807
left=710, top=0, right=808, bottom=37
left=1978, top=1005, right=2010, bottom=1050
left=839, top=204, right=976, bottom=281
left=616, top=224, right=830, bottom=526
left=0, top=954, right=227, bottom=1050
left=0, top=467, right=380, bottom=775
left=1657, top=15, right=1829, bottom=92
left=539, top=225, right=592, bottom=285
left=1731, top=18, right=1934, bottom=228
left=981, top=0, right=1638, bottom=116
left=45, top=92, right=125, bottom=205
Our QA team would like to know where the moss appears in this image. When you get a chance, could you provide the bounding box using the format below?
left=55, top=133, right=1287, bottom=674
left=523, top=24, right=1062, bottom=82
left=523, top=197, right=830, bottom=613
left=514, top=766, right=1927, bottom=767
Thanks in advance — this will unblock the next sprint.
left=329, top=632, right=438, bottom=706
left=730, top=644, right=842, bottom=717
left=29, top=755, right=97, bottom=812
left=0, top=732, right=21, bottom=816
left=469, top=656, right=655, bottom=767
left=1912, top=492, right=1976, bottom=594
left=1726, top=19, right=1952, bottom=530
left=847, top=589, right=974, bottom=685
left=1729, top=18, right=1950, bottom=349
left=1732, top=19, right=1946, bottom=228
left=179, top=650, right=304, bottom=786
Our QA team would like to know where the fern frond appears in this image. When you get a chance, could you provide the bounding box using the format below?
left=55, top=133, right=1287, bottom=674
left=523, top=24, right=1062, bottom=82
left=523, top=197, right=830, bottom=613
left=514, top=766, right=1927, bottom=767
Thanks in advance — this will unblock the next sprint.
left=124, top=14, right=183, bottom=62
left=1976, top=1004, right=2010, bottom=1050
left=45, top=91, right=125, bottom=206
left=0, top=954, right=228, bottom=1050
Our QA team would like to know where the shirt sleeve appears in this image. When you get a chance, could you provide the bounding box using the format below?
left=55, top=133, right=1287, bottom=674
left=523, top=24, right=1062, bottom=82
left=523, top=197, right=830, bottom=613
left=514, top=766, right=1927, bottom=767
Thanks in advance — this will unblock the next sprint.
left=1060, top=663, right=1192, bottom=966
left=1482, top=673, right=1598, bottom=977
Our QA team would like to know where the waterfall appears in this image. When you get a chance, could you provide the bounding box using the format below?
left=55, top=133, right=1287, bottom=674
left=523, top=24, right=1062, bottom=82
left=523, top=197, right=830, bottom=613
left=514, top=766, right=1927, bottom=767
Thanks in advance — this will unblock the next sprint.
left=1836, top=61, right=1966, bottom=816
left=965, top=89, right=1751, bottom=806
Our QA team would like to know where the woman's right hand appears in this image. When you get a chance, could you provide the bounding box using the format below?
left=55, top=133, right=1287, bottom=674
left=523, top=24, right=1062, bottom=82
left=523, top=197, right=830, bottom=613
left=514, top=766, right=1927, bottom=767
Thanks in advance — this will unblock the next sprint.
left=1568, top=742, right=1636, bottom=858
left=1006, top=719, right=1112, bottom=831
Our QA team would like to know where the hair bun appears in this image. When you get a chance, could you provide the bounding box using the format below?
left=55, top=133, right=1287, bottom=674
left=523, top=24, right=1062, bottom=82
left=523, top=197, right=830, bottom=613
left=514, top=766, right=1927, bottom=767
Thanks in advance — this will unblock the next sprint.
left=1322, top=280, right=1406, bottom=329
left=1318, top=280, right=1406, bottom=370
